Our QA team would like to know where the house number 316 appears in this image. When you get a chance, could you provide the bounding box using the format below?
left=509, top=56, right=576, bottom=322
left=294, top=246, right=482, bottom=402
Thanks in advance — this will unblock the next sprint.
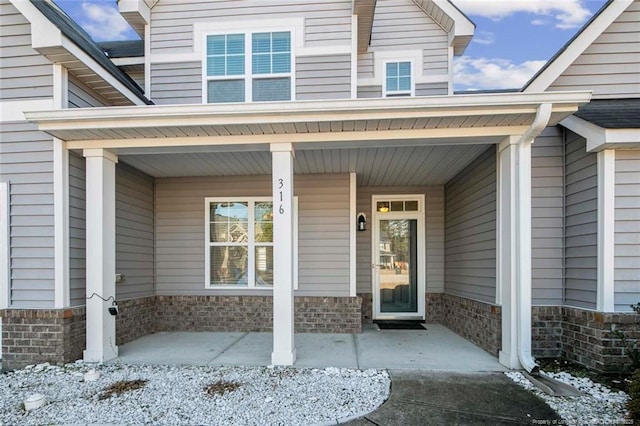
left=278, top=178, right=285, bottom=214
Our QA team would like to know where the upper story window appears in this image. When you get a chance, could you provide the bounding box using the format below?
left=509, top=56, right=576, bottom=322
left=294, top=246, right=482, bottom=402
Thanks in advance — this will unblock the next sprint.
left=384, top=61, right=413, bottom=97
left=205, top=31, right=292, bottom=103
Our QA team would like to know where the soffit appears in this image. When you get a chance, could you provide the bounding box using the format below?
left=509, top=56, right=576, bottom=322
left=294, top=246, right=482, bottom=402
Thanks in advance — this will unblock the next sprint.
left=119, top=144, right=490, bottom=186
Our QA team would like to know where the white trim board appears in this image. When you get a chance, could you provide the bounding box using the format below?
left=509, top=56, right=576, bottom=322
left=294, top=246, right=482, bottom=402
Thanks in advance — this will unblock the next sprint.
left=597, top=150, right=615, bottom=312
left=0, top=182, right=9, bottom=309
left=561, top=115, right=640, bottom=152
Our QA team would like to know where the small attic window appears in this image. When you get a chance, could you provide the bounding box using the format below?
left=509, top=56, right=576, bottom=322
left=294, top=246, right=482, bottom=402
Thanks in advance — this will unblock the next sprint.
left=384, top=61, right=413, bottom=97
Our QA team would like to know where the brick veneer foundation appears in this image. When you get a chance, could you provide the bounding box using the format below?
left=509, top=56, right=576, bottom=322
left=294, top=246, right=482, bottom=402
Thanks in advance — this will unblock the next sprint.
left=116, top=296, right=157, bottom=346
left=562, top=307, right=640, bottom=373
left=1, top=307, right=85, bottom=370
left=425, top=293, right=444, bottom=323
left=441, top=293, right=502, bottom=356
left=531, top=306, right=563, bottom=359
left=154, top=295, right=362, bottom=334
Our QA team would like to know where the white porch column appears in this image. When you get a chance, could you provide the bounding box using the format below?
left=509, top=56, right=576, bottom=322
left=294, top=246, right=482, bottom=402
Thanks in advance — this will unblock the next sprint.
left=270, top=142, right=296, bottom=366
left=83, top=148, right=118, bottom=363
left=597, top=149, right=615, bottom=312
left=497, top=136, right=519, bottom=369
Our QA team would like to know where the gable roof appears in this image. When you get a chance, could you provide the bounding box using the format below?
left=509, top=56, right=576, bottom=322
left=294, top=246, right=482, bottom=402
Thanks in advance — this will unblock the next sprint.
left=523, top=0, right=633, bottom=92
left=29, top=0, right=152, bottom=105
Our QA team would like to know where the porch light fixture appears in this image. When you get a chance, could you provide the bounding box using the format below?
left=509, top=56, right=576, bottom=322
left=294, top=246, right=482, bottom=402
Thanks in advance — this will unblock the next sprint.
left=357, top=213, right=367, bottom=231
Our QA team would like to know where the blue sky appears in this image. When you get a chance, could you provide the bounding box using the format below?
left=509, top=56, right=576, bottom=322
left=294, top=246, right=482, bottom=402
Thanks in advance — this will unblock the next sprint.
left=54, top=0, right=608, bottom=91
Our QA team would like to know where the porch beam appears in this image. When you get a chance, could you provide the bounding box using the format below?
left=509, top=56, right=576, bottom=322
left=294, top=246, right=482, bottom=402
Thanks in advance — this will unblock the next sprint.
left=270, top=142, right=296, bottom=366
left=597, top=149, right=615, bottom=312
left=64, top=126, right=531, bottom=150
left=83, top=148, right=118, bottom=363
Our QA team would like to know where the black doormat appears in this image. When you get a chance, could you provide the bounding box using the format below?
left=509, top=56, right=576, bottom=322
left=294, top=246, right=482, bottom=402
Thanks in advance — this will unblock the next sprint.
left=375, top=320, right=426, bottom=330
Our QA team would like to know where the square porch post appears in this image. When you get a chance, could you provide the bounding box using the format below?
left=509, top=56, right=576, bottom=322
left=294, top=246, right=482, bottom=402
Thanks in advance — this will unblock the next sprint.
left=270, top=143, right=296, bottom=365
left=83, top=148, right=118, bottom=363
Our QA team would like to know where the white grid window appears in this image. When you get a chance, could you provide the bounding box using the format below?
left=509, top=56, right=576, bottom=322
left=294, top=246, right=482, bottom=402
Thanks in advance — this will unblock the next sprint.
left=384, top=61, right=413, bottom=97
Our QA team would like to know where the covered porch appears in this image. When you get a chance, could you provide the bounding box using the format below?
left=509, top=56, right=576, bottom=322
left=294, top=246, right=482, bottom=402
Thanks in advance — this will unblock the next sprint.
left=115, top=324, right=504, bottom=371
left=25, top=92, right=590, bottom=370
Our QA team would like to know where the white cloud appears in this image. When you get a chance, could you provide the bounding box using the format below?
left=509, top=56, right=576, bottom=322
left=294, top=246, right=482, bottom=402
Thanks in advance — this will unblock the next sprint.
left=79, top=2, right=132, bottom=41
left=453, top=0, right=592, bottom=29
left=472, top=30, right=495, bottom=45
left=454, top=56, right=547, bottom=90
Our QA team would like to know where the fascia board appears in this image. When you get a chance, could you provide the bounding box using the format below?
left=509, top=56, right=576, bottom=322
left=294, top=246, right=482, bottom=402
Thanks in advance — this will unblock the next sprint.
left=25, top=91, right=593, bottom=128
left=561, top=115, right=640, bottom=152
left=525, top=0, right=632, bottom=92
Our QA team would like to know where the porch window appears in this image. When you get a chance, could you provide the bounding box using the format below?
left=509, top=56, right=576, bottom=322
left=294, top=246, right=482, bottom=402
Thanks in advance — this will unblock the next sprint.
left=205, top=197, right=297, bottom=289
left=384, top=61, right=413, bottom=97
left=205, top=31, right=292, bottom=103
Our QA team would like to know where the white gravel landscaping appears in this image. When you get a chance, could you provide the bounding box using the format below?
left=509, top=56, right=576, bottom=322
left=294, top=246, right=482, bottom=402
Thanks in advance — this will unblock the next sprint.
left=505, top=370, right=631, bottom=425
left=0, top=361, right=390, bottom=425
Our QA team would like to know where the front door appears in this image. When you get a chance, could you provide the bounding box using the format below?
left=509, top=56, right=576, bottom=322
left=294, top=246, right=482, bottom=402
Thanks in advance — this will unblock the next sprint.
left=372, top=196, right=425, bottom=320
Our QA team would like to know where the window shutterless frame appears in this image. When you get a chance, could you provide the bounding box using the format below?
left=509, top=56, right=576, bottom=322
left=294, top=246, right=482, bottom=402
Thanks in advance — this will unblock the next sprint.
left=204, top=197, right=298, bottom=290
left=202, top=29, right=296, bottom=103
left=382, top=59, right=415, bottom=98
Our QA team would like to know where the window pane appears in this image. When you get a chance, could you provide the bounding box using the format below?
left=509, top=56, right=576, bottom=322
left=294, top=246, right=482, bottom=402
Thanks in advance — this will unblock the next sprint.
left=207, top=35, right=225, bottom=56
left=255, top=246, right=273, bottom=286
left=272, top=32, right=290, bottom=52
left=405, top=200, right=418, bottom=211
left=255, top=202, right=273, bottom=242
left=210, top=202, right=248, bottom=242
left=210, top=246, right=248, bottom=285
left=227, top=34, right=245, bottom=54
left=208, top=80, right=245, bottom=103
left=377, top=201, right=390, bottom=213
left=386, top=77, right=397, bottom=92
left=252, top=32, right=271, bottom=53
left=399, top=76, right=411, bottom=91
left=399, top=61, right=411, bottom=75
left=252, top=54, right=271, bottom=74
left=272, top=53, right=290, bottom=73
left=390, top=201, right=403, bottom=212
left=208, top=56, right=226, bottom=76
left=386, top=62, right=397, bottom=77
left=253, top=78, right=291, bottom=101
left=227, top=55, right=245, bottom=75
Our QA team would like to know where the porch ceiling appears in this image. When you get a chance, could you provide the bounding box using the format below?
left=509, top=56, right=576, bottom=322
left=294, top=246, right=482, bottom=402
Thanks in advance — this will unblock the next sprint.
left=25, top=92, right=591, bottom=151
left=118, top=144, right=491, bottom=186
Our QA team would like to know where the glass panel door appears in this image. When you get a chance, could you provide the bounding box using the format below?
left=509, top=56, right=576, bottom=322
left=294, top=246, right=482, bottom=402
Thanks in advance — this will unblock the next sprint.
left=377, top=219, right=418, bottom=313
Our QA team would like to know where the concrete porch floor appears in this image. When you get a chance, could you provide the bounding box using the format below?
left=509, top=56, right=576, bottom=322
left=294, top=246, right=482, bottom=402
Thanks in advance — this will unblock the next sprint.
left=114, top=324, right=505, bottom=372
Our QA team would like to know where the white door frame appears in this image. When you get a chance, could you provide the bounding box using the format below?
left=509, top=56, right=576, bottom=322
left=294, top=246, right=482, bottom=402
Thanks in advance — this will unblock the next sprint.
left=371, top=194, right=425, bottom=320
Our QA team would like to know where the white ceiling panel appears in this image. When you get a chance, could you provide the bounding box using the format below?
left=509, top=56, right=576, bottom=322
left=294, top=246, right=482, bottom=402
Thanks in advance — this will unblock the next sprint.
left=120, top=144, right=491, bottom=186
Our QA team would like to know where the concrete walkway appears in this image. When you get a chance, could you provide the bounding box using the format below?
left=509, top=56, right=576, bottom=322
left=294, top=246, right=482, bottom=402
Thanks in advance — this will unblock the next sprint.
left=346, top=370, right=561, bottom=425
left=115, top=324, right=505, bottom=372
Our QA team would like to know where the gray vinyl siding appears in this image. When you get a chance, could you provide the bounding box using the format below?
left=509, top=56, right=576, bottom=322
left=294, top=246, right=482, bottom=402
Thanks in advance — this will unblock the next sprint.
left=150, top=0, right=352, bottom=55
left=358, top=53, right=374, bottom=79
left=444, top=147, right=496, bottom=303
left=614, top=150, right=640, bottom=312
left=0, top=122, right=54, bottom=307
left=357, top=86, right=382, bottom=99
left=531, top=127, right=565, bottom=305
left=116, top=163, right=155, bottom=300
left=564, top=131, right=597, bottom=309
left=548, top=1, right=640, bottom=98
left=154, top=174, right=350, bottom=297
left=150, top=62, right=201, bottom=105
left=68, top=75, right=108, bottom=108
left=367, top=0, right=448, bottom=77
left=296, top=55, right=351, bottom=100
left=356, top=186, right=445, bottom=294
left=0, top=0, right=53, bottom=100
left=415, top=82, right=448, bottom=96
left=69, top=152, right=86, bottom=306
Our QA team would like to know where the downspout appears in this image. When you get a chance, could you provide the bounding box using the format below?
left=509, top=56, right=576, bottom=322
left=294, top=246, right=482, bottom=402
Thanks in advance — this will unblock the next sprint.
left=516, top=102, right=552, bottom=374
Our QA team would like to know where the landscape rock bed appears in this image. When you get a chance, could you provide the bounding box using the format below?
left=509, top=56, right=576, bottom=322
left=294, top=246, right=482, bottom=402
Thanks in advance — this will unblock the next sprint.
left=0, top=362, right=390, bottom=425
left=505, top=370, right=630, bottom=425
